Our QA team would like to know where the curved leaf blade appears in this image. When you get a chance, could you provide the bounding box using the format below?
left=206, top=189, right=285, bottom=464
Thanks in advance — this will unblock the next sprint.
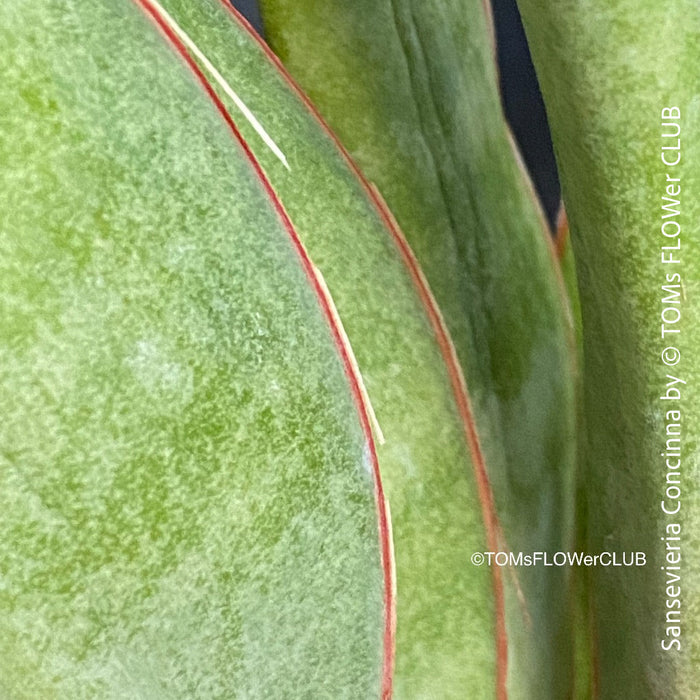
left=0, top=1, right=389, bottom=696
left=257, top=0, right=578, bottom=696
left=140, top=0, right=518, bottom=696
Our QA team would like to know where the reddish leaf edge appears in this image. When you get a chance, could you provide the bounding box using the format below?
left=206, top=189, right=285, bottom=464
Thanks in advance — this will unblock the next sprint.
left=220, top=2, right=510, bottom=697
left=483, top=2, right=577, bottom=372
left=500, top=87, right=579, bottom=412
left=554, top=201, right=569, bottom=261
left=549, top=196, right=579, bottom=401
left=132, top=1, right=396, bottom=696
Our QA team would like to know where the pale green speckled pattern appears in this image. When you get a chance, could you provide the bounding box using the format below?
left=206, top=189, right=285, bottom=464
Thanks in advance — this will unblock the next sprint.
left=517, top=1, right=700, bottom=697
left=257, top=1, right=578, bottom=697
left=0, top=1, right=385, bottom=696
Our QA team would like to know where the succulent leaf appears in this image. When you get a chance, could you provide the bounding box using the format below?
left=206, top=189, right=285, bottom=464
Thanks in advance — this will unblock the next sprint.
left=0, top=2, right=390, bottom=696
left=257, top=0, right=578, bottom=696
left=141, top=0, right=517, bottom=695
left=516, top=1, right=700, bottom=696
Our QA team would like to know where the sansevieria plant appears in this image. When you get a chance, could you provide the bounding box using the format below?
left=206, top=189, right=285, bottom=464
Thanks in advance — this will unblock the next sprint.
left=0, top=0, right=696, bottom=698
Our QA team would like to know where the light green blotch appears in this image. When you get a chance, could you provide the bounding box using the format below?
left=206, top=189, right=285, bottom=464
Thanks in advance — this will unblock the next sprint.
left=0, top=1, right=385, bottom=697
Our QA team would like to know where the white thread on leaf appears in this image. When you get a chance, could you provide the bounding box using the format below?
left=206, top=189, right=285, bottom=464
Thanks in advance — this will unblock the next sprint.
left=313, top=265, right=386, bottom=446
left=148, top=0, right=290, bottom=170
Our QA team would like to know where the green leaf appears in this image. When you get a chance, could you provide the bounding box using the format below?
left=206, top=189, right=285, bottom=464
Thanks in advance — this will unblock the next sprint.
left=516, top=1, right=700, bottom=696
left=0, top=2, right=390, bottom=696
left=257, top=0, right=578, bottom=696
left=127, top=0, right=519, bottom=696
left=554, top=208, right=584, bottom=362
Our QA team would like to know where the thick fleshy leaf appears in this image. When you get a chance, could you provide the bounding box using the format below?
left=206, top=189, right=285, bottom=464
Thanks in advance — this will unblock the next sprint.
left=551, top=208, right=590, bottom=699
left=516, top=2, right=700, bottom=697
left=257, top=0, right=577, bottom=696
left=135, top=0, right=512, bottom=696
left=0, top=2, right=390, bottom=696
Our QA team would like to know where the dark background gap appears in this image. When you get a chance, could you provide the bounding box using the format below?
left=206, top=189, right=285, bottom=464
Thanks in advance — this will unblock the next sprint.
left=232, top=0, right=263, bottom=35
left=490, top=0, right=560, bottom=227
left=230, top=0, right=561, bottom=229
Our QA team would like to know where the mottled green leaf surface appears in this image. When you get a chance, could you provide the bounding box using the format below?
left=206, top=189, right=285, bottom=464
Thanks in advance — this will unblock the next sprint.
left=516, top=1, right=700, bottom=697
left=258, top=0, right=577, bottom=696
left=138, top=0, right=504, bottom=696
left=0, top=1, right=387, bottom=696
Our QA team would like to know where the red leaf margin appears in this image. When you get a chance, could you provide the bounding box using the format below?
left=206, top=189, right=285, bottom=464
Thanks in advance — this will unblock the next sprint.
left=133, top=0, right=396, bottom=695
left=133, top=0, right=513, bottom=695
left=215, top=3, right=510, bottom=696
